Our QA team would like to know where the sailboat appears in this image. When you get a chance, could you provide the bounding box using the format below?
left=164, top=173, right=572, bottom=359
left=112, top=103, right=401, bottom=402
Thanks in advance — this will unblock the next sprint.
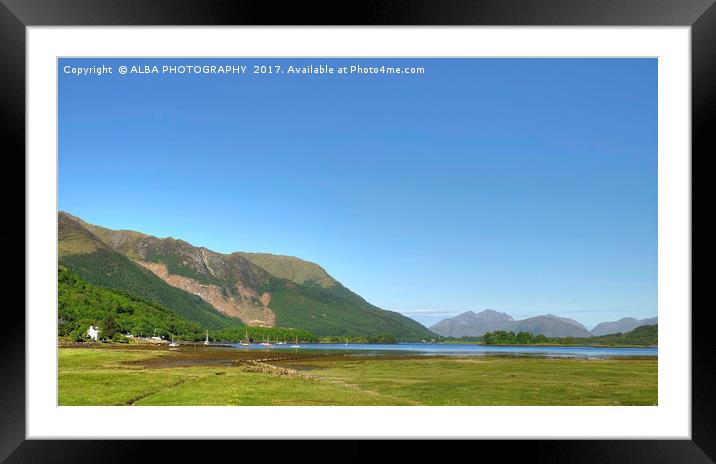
left=259, top=333, right=273, bottom=347
left=204, top=330, right=210, bottom=346
left=169, top=334, right=180, bottom=348
left=290, top=334, right=300, bottom=348
left=240, top=329, right=250, bottom=346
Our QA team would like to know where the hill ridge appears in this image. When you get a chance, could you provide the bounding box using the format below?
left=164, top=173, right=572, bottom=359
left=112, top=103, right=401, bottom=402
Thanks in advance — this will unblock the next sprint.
left=58, top=212, right=432, bottom=339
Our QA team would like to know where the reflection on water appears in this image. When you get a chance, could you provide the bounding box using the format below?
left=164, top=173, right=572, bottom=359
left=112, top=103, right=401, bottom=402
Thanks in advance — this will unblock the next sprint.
left=226, top=342, right=657, bottom=358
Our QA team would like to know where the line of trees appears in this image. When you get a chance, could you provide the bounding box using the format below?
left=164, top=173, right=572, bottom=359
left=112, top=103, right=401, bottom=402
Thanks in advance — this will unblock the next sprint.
left=317, top=334, right=397, bottom=344
left=212, top=326, right=319, bottom=343
left=481, top=326, right=657, bottom=346
left=482, top=331, right=549, bottom=345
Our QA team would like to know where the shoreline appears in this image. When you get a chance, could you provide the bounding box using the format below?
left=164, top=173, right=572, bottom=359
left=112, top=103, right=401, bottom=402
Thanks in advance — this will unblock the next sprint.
left=59, top=340, right=658, bottom=349
left=57, top=341, right=657, bottom=360
left=442, top=342, right=658, bottom=349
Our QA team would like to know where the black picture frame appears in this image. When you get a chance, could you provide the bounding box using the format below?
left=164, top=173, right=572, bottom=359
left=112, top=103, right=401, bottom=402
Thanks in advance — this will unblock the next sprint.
left=3, top=0, right=711, bottom=461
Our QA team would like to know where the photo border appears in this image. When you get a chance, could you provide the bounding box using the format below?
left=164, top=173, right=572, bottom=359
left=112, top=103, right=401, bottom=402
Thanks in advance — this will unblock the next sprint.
left=4, top=0, right=711, bottom=460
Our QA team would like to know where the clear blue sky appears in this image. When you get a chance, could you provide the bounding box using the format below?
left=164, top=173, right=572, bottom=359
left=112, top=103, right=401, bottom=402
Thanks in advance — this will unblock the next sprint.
left=58, top=58, right=657, bottom=330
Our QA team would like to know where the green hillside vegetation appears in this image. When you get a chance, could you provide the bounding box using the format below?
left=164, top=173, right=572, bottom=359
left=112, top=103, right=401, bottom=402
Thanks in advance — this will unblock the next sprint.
left=57, top=221, right=103, bottom=255
left=60, top=248, right=236, bottom=330
left=59, top=267, right=322, bottom=343
left=261, top=280, right=430, bottom=338
left=236, top=252, right=336, bottom=287
left=63, top=212, right=149, bottom=259
left=481, top=324, right=658, bottom=346
left=583, top=324, right=658, bottom=346
left=59, top=266, right=206, bottom=341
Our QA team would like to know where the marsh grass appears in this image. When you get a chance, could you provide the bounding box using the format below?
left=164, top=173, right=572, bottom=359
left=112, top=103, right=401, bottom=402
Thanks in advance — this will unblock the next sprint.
left=280, top=357, right=658, bottom=406
left=58, top=348, right=407, bottom=406
left=58, top=348, right=657, bottom=406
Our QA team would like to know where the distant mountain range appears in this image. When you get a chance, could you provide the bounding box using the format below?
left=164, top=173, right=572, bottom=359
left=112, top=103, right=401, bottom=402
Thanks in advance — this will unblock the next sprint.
left=429, top=310, right=657, bottom=338
left=590, top=317, right=658, bottom=336
left=58, top=212, right=432, bottom=339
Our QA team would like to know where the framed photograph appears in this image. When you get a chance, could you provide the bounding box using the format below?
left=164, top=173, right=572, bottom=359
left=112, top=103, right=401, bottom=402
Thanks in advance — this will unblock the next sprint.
left=6, top=0, right=711, bottom=460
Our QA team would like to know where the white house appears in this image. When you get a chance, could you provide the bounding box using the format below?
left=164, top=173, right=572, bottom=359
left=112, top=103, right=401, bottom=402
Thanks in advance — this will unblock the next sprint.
left=87, top=326, right=100, bottom=341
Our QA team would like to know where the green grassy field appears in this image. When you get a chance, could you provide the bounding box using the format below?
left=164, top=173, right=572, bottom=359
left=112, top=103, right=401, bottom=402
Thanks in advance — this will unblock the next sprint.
left=278, top=356, right=657, bottom=406
left=58, top=348, right=404, bottom=405
left=58, top=347, right=657, bottom=406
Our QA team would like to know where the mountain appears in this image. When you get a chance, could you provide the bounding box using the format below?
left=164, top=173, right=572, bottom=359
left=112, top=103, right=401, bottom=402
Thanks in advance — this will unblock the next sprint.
left=512, top=315, right=592, bottom=338
left=430, top=310, right=592, bottom=338
left=59, top=212, right=235, bottom=330
left=58, top=212, right=432, bottom=339
left=590, top=324, right=659, bottom=346
left=590, top=317, right=658, bottom=336
left=428, top=310, right=514, bottom=337
left=235, top=252, right=336, bottom=288
left=587, top=324, right=658, bottom=346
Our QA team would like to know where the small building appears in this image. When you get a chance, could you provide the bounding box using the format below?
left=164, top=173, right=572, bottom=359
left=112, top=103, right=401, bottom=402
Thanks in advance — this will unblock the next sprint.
left=87, top=326, right=100, bottom=341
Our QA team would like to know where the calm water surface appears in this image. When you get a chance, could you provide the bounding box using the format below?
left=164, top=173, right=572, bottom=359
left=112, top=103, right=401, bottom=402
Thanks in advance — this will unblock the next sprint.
left=228, top=342, right=657, bottom=358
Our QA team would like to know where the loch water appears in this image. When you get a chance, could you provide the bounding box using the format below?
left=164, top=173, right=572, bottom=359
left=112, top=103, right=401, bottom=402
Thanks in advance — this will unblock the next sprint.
left=229, top=342, right=657, bottom=358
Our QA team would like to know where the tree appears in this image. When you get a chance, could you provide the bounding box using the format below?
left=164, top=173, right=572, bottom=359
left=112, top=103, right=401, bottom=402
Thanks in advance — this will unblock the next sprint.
left=70, top=326, right=86, bottom=342
left=102, top=313, right=118, bottom=339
